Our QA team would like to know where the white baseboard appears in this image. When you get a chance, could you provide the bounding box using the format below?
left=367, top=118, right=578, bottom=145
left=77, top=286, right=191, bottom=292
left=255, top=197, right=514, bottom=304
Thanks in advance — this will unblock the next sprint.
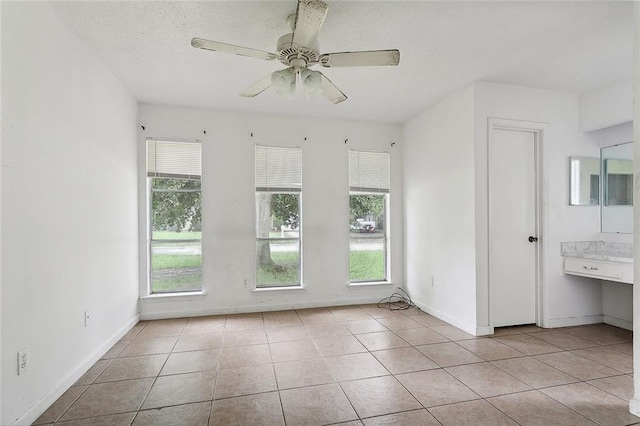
left=140, top=297, right=384, bottom=321
left=603, top=315, right=633, bottom=331
left=630, top=398, right=640, bottom=417
left=547, top=314, right=603, bottom=328
left=14, top=315, right=140, bottom=426
left=410, top=300, right=479, bottom=336
left=475, top=325, right=494, bottom=336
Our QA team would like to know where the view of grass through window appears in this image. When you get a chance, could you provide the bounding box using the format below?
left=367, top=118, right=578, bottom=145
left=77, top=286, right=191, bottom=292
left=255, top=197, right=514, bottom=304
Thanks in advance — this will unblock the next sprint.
left=349, top=193, right=387, bottom=282
left=151, top=178, right=202, bottom=293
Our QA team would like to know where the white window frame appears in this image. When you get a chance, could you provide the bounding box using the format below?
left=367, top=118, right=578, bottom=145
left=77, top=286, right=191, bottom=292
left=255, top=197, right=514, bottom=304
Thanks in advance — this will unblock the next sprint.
left=146, top=139, right=202, bottom=295
left=349, top=150, right=390, bottom=284
left=255, top=145, right=303, bottom=289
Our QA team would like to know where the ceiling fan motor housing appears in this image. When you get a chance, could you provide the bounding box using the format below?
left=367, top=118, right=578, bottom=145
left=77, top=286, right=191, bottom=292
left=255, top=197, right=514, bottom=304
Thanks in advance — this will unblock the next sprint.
left=276, top=33, right=320, bottom=68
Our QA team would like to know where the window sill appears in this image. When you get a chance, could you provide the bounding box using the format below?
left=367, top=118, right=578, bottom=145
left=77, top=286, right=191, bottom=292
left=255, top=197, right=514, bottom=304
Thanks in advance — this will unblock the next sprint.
left=141, top=291, right=207, bottom=303
left=347, top=281, right=394, bottom=287
left=252, top=285, right=305, bottom=293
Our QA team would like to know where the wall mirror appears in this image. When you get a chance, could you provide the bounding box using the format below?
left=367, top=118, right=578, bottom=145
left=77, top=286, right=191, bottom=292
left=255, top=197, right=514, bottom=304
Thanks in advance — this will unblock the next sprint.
left=569, top=156, right=600, bottom=205
left=601, top=141, right=633, bottom=233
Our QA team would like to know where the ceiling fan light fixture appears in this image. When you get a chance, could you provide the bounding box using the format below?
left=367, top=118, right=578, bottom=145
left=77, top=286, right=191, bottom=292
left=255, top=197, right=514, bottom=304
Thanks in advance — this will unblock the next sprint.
left=271, top=68, right=296, bottom=93
left=301, top=68, right=322, bottom=93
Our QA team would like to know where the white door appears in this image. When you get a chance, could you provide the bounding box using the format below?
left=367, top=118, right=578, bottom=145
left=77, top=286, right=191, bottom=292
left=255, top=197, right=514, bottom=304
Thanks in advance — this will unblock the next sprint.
left=489, top=127, right=538, bottom=327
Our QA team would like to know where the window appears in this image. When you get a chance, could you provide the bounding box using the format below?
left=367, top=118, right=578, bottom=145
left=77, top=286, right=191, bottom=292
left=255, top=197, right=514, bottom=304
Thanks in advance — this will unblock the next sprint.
left=255, top=145, right=302, bottom=288
left=349, top=150, right=390, bottom=283
left=147, top=140, right=202, bottom=293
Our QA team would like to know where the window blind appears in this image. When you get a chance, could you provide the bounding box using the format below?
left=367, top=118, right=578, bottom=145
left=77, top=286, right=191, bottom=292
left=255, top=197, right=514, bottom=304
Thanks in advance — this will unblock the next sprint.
left=255, top=145, right=302, bottom=192
left=147, top=139, right=202, bottom=179
left=349, top=150, right=390, bottom=193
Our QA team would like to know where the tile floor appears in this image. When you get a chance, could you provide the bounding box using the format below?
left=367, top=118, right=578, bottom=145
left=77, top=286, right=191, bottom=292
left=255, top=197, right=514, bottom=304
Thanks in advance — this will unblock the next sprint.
left=34, top=305, right=639, bottom=425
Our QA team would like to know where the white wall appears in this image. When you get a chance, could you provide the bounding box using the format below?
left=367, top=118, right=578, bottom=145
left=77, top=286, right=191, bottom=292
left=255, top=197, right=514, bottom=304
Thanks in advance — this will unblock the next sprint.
left=1, top=3, right=139, bottom=424
left=137, top=104, right=403, bottom=319
left=474, top=82, right=604, bottom=329
left=402, top=85, right=478, bottom=334
left=631, top=2, right=640, bottom=417
left=579, top=79, right=633, bottom=133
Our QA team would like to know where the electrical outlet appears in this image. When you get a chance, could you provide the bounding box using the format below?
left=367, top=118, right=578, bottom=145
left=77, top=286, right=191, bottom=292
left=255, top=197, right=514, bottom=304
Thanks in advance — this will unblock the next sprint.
left=84, top=310, right=91, bottom=327
left=429, top=276, right=435, bottom=287
left=17, top=348, right=28, bottom=375
left=243, top=279, right=248, bottom=287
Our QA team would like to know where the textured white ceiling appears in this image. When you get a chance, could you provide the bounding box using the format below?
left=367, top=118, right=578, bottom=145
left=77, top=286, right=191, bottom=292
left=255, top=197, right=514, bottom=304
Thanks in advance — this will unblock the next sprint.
left=51, top=1, right=634, bottom=124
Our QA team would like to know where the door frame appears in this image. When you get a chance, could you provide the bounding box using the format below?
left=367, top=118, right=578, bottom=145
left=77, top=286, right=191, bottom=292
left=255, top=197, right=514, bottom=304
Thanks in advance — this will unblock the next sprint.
left=487, top=118, right=547, bottom=328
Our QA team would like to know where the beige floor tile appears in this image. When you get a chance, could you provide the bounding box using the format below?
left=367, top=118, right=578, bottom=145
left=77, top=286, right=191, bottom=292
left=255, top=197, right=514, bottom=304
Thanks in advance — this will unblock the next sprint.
left=371, top=347, right=439, bottom=374
left=121, top=323, right=146, bottom=341
left=446, top=362, right=531, bottom=397
left=534, top=351, right=620, bottom=381
left=297, top=308, right=339, bottom=324
left=342, top=319, right=388, bottom=334
left=340, top=376, right=421, bottom=418
left=541, top=382, right=640, bottom=426
left=429, top=325, right=476, bottom=341
left=270, top=339, right=321, bottom=362
left=562, top=324, right=631, bottom=345
left=173, top=333, right=223, bottom=352
left=313, top=335, right=368, bottom=357
left=487, top=390, right=596, bottom=425
left=214, top=364, right=277, bottom=399
left=362, top=409, right=440, bottom=425
left=142, top=370, right=215, bottom=409
left=415, top=342, right=483, bottom=367
left=393, top=327, right=449, bottom=346
left=224, top=313, right=264, bottom=331
left=263, top=310, right=303, bottom=328
left=210, top=392, right=284, bottom=426
left=376, top=316, right=423, bottom=330
left=325, top=352, right=389, bottom=381
left=100, top=341, right=130, bottom=359
left=95, top=354, right=167, bottom=383
left=395, top=369, right=479, bottom=408
left=457, top=338, right=525, bottom=361
left=355, top=331, right=410, bottom=351
left=266, top=325, right=311, bottom=343
left=525, top=330, right=595, bottom=350
left=160, top=349, right=219, bottom=375
left=609, top=342, right=633, bottom=355
left=118, top=337, right=177, bottom=357
left=222, top=328, right=267, bottom=347
left=274, top=358, right=335, bottom=389
left=360, top=306, right=405, bottom=319
left=33, top=385, right=87, bottom=424
left=182, top=316, right=226, bottom=334
left=60, top=378, right=154, bottom=421
left=75, top=360, right=112, bottom=385
left=329, top=306, right=371, bottom=321
left=410, top=314, right=448, bottom=327
left=133, top=401, right=211, bottom=426
left=429, top=399, right=518, bottom=426
left=587, top=374, right=634, bottom=400
left=219, top=344, right=271, bottom=368
left=494, top=334, right=562, bottom=355
left=491, top=356, right=579, bottom=388
left=280, top=383, right=358, bottom=426
left=306, top=323, right=351, bottom=339
left=333, top=422, right=364, bottom=426
left=136, top=319, right=187, bottom=338
left=491, top=327, right=524, bottom=337
left=57, top=412, right=137, bottom=426
left=398, top=306, right=427, bottom=317
left=572, top=346, right=633, bottom=373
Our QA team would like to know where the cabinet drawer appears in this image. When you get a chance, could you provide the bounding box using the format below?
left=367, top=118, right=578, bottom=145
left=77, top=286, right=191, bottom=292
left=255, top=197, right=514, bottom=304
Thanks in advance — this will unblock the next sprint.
left=563, top=258, right=623, bottom=279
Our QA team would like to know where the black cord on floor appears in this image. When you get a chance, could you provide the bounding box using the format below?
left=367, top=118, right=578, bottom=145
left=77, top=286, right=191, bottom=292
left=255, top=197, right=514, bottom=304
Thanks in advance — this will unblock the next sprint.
left=377, top=287, right=415, bottom=311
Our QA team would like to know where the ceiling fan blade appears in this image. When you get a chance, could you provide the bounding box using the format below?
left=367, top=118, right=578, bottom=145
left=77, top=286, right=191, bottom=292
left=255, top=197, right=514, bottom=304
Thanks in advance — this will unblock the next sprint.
left=191, top=38, right=277, bottom=61
left=318, top=72, right=347, bottom=104
left=292, top=0, right=328, bottom=47
left=240, top=73, right=274, bottom=97
left=319, top=50, right=400, bottom=68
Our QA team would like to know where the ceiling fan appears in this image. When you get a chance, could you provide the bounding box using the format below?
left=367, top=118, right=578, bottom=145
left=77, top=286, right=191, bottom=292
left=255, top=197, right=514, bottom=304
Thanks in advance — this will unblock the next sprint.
left=191, top=0, right=400, bottom=104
